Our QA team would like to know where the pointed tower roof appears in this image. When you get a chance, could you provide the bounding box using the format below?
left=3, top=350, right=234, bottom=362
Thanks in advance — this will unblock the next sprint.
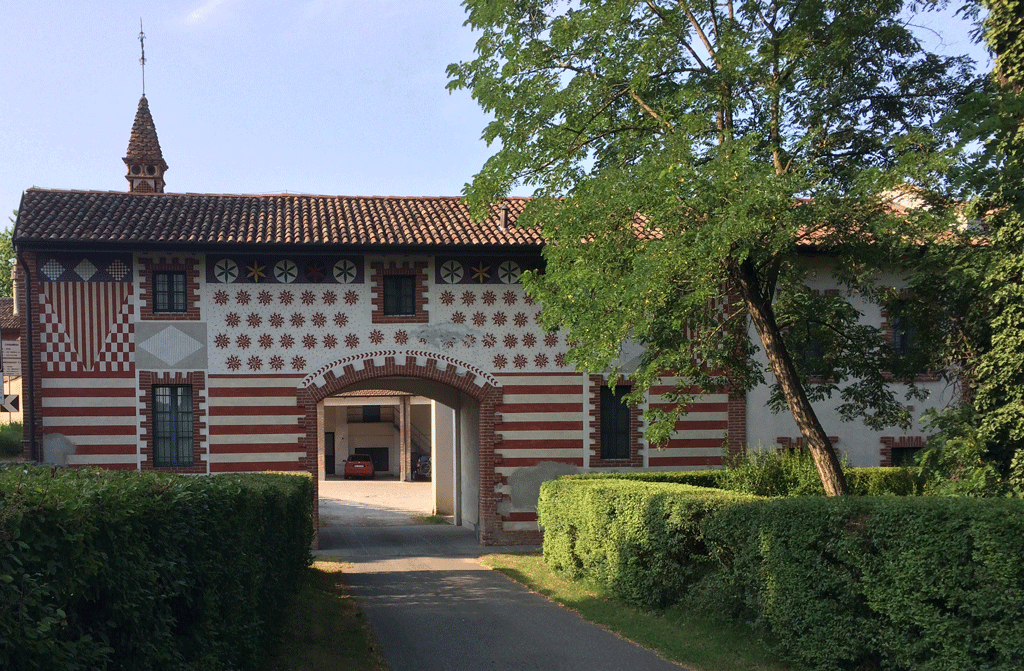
left=123, top=95, right=168, bottom=193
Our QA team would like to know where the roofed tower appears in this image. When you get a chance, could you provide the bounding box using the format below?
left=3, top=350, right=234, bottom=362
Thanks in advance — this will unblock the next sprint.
left=123, top=95, right=168, bottom=193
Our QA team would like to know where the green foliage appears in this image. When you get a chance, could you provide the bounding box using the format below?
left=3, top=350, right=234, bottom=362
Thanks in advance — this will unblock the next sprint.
left=538, top=478, right=756, bottom=610
left=450, top=0, right=980, bottom=493
left=0, top=467, right=313, bottom=671
left=722, top=450, right=922, bottom=497
left=844, top=467, right=921, bottom=497
left=957, top=0, right=1024, bottom=492
left=985, top=0, right=1024, bottom=89
left=0, top=212, right=14, bottom=298
left=567, top=469, right=724, bottom=488
left=540, top=476, right=1024, bottom=670
left=0, top=423, right=22, bottom=457
left=705, top=496, right=1024, bottom=671
left=569, top=456, right=920, bottom=496
left=718, top=449, right=828, bottom=497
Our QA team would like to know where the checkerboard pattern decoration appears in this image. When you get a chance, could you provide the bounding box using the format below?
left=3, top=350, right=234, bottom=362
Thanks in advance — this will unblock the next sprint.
left=38, top=256, right=135, bottom=373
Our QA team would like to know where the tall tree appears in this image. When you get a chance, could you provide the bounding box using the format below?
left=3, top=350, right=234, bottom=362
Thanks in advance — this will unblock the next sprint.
left=0, top=212, right=14, bottom=298
left=970, top=0, right=1024, bottom=473
left=450, top=0, right=978, bottom=494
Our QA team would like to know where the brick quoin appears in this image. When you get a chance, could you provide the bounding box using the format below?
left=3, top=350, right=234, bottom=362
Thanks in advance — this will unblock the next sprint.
left=879, top=435, right=925, bottom=466
left=138, top=370, right=208, bottom=474
left=369, top=260, right=430, bottom=325
left=138, top=256, right=203, bottom=321
left=20, top=253, right=42, bottom=460
left=588, top=374, right=643, bottom=468
left=300, top=352, right=539, bottom=547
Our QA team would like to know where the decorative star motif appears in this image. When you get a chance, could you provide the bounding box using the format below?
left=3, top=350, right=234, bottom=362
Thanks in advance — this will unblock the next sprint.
left=306, top=263, right=326, bottom=283
left=246, top=262, right=266, bottom=282
left=471, top=262, right=491, bottom=283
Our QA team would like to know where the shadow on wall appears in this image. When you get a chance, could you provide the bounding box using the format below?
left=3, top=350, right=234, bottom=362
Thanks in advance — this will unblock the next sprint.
left=500, top=461, right=581, bottom=518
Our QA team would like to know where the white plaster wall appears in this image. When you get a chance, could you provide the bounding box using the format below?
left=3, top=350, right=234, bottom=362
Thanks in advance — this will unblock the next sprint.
left=744, top=261, right=958, bottom=466
left=459, top=397, right=480, bottom=529
left=432, top=401, right=455, bottom=516
left=198, top=254, right=570, bottom=378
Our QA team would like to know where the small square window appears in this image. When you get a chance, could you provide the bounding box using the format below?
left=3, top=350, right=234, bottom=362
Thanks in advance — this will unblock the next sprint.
left=600, top=385, right=631, bottom=460
left=383, top=275, right=416, bottom=316
left=153, top=385, right=194, bottom=467
left=362, top=405, right=381, bottom=423
left=153, top=271, right=188, bottom=313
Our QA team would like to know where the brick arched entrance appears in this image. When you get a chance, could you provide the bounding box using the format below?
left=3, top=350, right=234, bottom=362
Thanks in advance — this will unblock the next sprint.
left=298, top=351, right=510, bottom=545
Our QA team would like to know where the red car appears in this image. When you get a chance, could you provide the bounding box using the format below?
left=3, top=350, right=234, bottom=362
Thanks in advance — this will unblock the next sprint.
left=344, top=453, right=375, bottom=479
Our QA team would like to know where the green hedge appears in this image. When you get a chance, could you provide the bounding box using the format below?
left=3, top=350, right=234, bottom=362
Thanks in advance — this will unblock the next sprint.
left=705, top=496, right=1024, bottom=671
left=566, top=469, right=724, bottom=488
left=538, top=478, right=757, bottom=609
left=0, top=423, right=22, bottom=457
left=845, top=466, right=921, bottom=496
left=539, top=476, right=1024, bottom=670
left=0, top=466, right=313, bottom=671
left=567, top=464, right=919, bottom=496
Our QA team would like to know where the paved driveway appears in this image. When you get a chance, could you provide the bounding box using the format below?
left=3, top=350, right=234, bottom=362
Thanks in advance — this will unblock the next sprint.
left=315, top=477, right=687, bottom=671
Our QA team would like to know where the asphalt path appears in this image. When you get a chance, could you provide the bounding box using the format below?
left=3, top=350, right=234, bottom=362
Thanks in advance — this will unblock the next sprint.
left=315, top=477, right=687, bottom=671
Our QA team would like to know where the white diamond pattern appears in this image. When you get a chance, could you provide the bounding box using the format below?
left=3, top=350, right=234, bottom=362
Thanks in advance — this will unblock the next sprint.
left=138, top=327, right=204, bottom=366
left=41, top=259, right=64, bottom=280
left=106, top=259, right=130, bottom=281
left=75, top=259, right=97, bottom=281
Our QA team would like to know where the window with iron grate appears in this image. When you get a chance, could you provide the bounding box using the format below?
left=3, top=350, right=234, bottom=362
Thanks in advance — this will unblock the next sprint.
left=153, top=385, right=194, bottom=467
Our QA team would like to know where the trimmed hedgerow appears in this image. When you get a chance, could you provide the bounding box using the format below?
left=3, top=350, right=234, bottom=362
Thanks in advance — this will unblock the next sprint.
left=566, top=469, right=724, bottom=488
left=537, top=477, right=757, bottom=609
left=566, top=460, right=919, bottom=497
left=0, top=466, right=313, bottom=671
left=704, top=496, right=1024, bottom=671
left=539, top=475, right=1024, bottom=670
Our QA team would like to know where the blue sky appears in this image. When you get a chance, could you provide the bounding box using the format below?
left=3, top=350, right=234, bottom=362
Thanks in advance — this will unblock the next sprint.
left=1, top=0, right=504, bottom=221
left=1, top=1, right=991, bottom=228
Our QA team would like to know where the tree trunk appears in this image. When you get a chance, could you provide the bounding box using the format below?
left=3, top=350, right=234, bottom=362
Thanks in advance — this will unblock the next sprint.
left=731, top=260, right=850, bottom=496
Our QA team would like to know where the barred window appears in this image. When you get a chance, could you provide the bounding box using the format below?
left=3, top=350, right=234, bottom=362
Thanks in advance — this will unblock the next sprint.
left=153, top=271, right=187, bottom=313
left=153, top=385, right=193, bottom=467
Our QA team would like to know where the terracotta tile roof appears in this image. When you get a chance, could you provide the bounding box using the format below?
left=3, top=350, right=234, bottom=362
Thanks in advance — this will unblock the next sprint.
left=123, top=96, right=167, bottom=170
left=14, top=189, right=541, bottom=249
left=0, top=298, right=19, bottom=332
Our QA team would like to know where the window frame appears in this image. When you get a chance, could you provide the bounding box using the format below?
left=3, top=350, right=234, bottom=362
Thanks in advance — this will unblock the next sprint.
left=382, top=275, right=417, bottom=316
left=152, top=271, right=188, bottom=314
left=140, top=257, right=200, bottom=321
left=152, top=384, right=194, bottom=468
left=599, top=384, right=632, bottom=461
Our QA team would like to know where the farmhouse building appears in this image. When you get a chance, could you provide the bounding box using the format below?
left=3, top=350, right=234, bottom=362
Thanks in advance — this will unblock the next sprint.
left=12, top=96, right=948, bottom=545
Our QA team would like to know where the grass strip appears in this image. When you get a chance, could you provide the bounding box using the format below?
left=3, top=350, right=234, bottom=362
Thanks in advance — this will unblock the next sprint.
left=261, top=559, right=387, bottom=671
left=480, top=552, right=792, bottom=671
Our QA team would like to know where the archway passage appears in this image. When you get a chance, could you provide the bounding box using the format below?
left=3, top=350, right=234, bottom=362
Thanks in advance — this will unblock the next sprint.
left=299, top=351, right=517, bottom=546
